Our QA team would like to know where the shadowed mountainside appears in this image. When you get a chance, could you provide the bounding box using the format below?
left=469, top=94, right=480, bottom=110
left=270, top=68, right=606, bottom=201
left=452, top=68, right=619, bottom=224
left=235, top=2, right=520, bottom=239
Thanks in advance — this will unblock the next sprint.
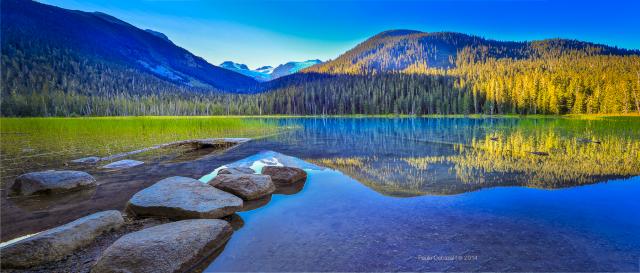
left=1, top=0, right=258, bottom=94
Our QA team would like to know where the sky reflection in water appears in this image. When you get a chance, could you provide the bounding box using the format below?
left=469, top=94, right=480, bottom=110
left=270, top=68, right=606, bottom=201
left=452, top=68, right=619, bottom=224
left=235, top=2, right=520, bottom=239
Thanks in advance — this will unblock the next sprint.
left=205, top=117, right=640, bottom=272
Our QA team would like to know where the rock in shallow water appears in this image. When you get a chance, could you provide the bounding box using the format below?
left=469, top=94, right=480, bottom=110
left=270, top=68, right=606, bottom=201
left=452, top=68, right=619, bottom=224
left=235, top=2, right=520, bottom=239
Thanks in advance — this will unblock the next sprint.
left=91, top=219, right=232, bottom=273
left=210, top=174, right=275, bottom=200
left=127, top=176, right=243, bottom=219
left=218, top=167, right=255, bottom=175
left=100, top=159, right=144, bottom=169
left=10, top=170, right=97, bottom=196
left=0, top=210, right=123, bottom=268
left=261, top=166, right=307, bottom=185
left=70, top=156, right=101, bottom=164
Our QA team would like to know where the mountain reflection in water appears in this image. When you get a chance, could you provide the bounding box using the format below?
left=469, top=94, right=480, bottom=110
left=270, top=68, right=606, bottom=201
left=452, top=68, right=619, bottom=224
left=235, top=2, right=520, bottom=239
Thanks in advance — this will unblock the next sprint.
left=206, top=134, right=640, bottom=272
left=266, top=117, right=640, bottom=196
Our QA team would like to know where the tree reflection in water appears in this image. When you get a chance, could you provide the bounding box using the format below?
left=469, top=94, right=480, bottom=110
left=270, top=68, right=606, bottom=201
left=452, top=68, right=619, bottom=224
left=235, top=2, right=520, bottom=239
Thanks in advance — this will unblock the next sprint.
left=296, top=116, right=640, bottom=196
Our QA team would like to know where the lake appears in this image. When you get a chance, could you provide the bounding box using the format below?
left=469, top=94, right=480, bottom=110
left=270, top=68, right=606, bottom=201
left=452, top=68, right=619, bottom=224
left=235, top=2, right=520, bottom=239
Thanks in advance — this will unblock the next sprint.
left=1, top=116, right=639, bottom=271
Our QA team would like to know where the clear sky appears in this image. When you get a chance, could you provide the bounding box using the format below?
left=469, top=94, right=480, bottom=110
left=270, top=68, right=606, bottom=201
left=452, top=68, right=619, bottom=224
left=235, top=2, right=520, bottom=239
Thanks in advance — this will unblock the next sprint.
left=39, top=0, right=640, bottom=69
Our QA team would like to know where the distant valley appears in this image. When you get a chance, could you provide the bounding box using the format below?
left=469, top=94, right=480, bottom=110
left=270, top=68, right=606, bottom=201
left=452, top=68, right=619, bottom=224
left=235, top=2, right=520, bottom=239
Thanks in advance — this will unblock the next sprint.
left=220, top=60, right=322, bottom=81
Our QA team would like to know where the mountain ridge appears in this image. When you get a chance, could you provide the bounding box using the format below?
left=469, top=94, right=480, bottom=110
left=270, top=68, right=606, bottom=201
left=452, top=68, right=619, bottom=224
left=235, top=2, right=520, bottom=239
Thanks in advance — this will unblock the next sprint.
left=1, top=0, right=258, bottom=93
left=305, top=29, right=639, bottom=74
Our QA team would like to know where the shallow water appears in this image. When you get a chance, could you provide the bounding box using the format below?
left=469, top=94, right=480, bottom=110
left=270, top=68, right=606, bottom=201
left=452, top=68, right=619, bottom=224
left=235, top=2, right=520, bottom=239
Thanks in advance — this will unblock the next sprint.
left=1, top=117, right=639, bottom=271
left=207, top=169, right=640, bottom=271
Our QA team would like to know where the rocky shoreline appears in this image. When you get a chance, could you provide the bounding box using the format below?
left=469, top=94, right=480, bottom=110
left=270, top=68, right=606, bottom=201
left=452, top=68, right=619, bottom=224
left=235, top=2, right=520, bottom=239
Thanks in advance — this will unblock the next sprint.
left=0, top=139, right=308, bottom=273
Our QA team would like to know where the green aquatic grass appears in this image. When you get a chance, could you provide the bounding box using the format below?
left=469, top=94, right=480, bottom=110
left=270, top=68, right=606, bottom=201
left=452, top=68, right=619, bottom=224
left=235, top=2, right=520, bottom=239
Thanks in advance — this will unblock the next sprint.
left=0, top=116, right=281, bottom=183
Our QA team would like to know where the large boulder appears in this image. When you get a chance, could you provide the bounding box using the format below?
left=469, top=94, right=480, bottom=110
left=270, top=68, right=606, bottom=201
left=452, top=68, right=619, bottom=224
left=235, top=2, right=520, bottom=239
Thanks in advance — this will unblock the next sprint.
left=91, top=219, right=232, bottom=273
left=1, top=210, right=123, bottom=268
left=210, top=174, right=275, bottom=200
left=218, top=167, right=255, bottom=175
left=127, top=176, right=242, bottom=219
left=9, top=170, right=97, bottom=196
left=261, top=166, right=307, bottom=185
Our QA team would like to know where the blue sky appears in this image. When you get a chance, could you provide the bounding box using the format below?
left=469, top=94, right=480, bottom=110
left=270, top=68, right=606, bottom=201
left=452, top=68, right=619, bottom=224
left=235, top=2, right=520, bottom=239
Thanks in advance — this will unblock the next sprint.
left=39, top=0, right=640, bottom=69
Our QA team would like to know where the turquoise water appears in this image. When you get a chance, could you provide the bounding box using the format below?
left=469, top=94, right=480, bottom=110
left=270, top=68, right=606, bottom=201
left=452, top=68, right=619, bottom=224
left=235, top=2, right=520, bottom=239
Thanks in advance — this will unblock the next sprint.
left=204, top=117, right=640, bottom=272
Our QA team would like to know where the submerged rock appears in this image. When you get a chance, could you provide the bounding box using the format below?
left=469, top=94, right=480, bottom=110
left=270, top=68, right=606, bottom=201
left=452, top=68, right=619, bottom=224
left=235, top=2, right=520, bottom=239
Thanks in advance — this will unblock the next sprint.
left=10, top=170, right=96, bottom=196
left=127, top=176, right=242, bottom=219
left=274, top=180, right=306, bottom=195
left=225, top=214, right=245, bottom=231
left=210, top=174, right=275, bottom=200
left=0, top=210, right=123, bottom=268
left=261, top=166, right=307, bottom=185
left=239, top=195, right=272, bottom=211
left=10, top=187, right=97, bottom=212
left=100, top=159, right=144, bottom=169
left=70, top=156, right=101, bottom=164
left=218, top=167, right=255, bottom=175
left=91, top=219, right=232, bottom=273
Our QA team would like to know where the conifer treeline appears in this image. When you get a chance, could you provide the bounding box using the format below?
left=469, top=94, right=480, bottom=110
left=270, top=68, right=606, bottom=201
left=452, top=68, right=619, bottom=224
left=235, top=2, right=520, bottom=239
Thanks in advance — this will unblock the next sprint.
left=2, top=44, right=639, bottom=116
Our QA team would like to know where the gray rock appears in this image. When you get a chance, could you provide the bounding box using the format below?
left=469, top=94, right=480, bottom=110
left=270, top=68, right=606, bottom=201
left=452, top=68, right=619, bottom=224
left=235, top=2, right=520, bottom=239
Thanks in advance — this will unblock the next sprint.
left=210, top=174, right=275, bottom=200
left=127, top=176, right=242, bottom=219
left=100, top=159, right=144, bottom=169
left=261, top=166, right=307, bottom=185
left=0, top=210, right=123, bottom=268
left=91, top=219, right=232, bottom=273
left=70, top=156, right=101, bottom=164
left=10, top=170, right=97, bottom=196
left=218, top=167, right=255, bottom=175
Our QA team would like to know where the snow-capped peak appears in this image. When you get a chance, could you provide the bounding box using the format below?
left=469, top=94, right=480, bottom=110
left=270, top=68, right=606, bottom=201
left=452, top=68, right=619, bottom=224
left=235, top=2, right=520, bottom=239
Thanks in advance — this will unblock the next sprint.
left=218, top=59, right=323, bottom=82
left=220, top=61, right=249, bottom=70
left=255, top=65, right=275, bottom=74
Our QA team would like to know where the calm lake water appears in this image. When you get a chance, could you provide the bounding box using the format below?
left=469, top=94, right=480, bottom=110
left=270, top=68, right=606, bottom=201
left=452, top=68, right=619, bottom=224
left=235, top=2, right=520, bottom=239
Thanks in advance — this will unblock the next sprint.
left=203, top=117, right=640, bottom=272
left=1, top=116, right=639, bottom=272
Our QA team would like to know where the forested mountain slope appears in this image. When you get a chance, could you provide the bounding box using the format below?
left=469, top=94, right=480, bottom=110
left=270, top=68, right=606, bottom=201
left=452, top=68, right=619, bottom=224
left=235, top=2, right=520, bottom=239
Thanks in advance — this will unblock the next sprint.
left=1, top=0, right=258, bottom=115
left=270, top=30, right=640, bottom=115
left=305, top=30, right=637, bottom=74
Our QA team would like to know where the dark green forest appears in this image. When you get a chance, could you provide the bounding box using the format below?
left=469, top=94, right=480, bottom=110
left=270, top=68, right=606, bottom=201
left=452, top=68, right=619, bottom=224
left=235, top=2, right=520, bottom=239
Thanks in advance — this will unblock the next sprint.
left=3, top=45, right=639, bottom=116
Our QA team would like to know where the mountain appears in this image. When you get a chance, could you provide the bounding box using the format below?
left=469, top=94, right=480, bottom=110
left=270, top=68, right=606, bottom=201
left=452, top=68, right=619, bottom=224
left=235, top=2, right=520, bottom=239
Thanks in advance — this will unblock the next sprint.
left=219, top=60, right=322, bottom=81
left=1, top=0, right=258, bottom=94
left=262, top=30, right=640, bottom=116
left=255, top=66, right=275, bottom=74
left=220, top=61, right=271, bottom=81
left=271, top=59, right=322, bottom=79
left=305, top=30, right=637, bottom=74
